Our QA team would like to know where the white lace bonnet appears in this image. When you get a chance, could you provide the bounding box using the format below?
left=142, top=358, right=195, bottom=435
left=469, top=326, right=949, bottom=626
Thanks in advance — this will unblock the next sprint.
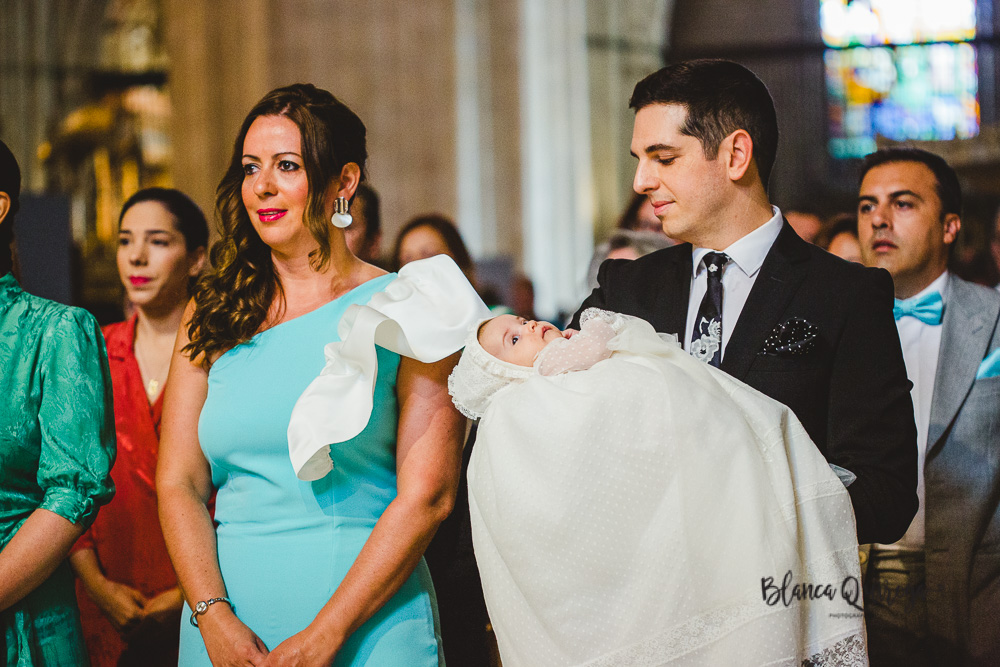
left=447, top=317, right=535, bottom=420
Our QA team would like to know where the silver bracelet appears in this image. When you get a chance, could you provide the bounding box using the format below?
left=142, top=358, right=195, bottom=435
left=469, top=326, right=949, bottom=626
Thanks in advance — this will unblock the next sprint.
left=189, top=596, right=233, bottom=627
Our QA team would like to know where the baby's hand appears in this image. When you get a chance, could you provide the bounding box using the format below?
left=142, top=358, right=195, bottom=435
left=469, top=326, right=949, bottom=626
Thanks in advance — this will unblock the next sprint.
left=535, top=321, right=614, bottom=376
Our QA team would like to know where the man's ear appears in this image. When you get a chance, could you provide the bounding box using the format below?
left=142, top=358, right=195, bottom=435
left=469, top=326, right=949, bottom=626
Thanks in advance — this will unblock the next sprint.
left=724, top=130, right=755, bottom=182
left=942, top=213, right=961, bottom=245
left=0, top=192, right=10, bottom=228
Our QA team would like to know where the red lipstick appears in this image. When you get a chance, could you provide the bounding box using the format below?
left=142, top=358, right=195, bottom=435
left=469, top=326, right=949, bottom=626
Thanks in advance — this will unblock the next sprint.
left=257, top=209, right=287, bottom=222
left=129, top=276, right=151, bottom=286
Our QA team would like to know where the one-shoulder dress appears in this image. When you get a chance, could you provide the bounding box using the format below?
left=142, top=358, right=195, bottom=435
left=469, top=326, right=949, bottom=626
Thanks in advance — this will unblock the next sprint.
left=179, top=273, right=446, bottom=666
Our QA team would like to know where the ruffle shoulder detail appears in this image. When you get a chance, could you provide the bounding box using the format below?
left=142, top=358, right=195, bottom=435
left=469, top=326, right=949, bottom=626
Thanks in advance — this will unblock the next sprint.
left=288, top=255, right=489, bottom=480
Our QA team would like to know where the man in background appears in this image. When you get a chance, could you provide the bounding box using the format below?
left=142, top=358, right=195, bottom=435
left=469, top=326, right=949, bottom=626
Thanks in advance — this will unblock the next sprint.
left=858, top=147, right=1000, bottom=665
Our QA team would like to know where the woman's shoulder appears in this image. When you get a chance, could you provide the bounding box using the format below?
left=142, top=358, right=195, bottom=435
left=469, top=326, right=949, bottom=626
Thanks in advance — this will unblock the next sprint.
left=355, top=261, right=390, bottom=284
left=5, top=294, right=107, bottom=377
left=99, top=316, right=141, bottom=366
left=101, top=315, right=135, bottom=345
left=11, top=287, right=102, bottom=342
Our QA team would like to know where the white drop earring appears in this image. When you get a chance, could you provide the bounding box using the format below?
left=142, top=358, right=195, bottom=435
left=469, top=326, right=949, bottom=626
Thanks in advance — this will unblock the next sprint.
left=331, top=196, right=352, bottom=228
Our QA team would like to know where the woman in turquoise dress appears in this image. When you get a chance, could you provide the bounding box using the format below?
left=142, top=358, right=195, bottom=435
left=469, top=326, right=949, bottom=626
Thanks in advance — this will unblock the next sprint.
left=0, top=140, right=116, bottom=664
left=158, top=85, right=485, bottom=666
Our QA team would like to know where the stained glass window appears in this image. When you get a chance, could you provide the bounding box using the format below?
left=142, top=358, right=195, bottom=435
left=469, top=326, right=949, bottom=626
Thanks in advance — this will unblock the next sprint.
left=820, top=0, right=980, bottom=158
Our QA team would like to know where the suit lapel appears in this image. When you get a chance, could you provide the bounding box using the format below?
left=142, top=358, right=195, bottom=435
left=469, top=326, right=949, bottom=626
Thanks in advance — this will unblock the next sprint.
left=927, top=277, right=1000, bottom=454
left=721, top=223, right=810, bottom=380
left=655, top=244, right=692, bottom=339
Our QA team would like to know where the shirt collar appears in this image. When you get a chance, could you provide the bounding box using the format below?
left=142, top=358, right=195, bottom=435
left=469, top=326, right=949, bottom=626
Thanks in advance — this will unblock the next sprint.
left=691, top=206, right=783, bottom=278
left=104, top=313, right=139, bottom=360
left=903, top=270, right=950, bottom=306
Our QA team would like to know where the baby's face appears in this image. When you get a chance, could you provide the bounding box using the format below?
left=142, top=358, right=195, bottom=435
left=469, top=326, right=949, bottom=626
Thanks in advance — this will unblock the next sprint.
left=479, top=315, right=566, bottom=367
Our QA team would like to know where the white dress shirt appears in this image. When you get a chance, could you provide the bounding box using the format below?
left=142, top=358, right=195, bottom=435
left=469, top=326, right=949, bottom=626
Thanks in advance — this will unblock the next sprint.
left=886, top=270, right=949, bottom=551
left=683, top=207, right=784, bottom=359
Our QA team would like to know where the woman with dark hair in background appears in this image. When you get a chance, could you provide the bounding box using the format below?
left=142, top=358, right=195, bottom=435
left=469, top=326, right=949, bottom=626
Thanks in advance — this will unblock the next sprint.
left=617, top=191, right=673, bottom=237
left=0, top=140, right=116, bottom=664
left=70, top=188, right=207, bottom=666
left=158, top=84, right=484, bottom=665
left=392, top=214, right=475, bottom=279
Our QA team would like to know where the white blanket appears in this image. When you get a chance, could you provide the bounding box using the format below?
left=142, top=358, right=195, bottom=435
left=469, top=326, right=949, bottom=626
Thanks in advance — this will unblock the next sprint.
left=467, top=311, right=867, bottom=666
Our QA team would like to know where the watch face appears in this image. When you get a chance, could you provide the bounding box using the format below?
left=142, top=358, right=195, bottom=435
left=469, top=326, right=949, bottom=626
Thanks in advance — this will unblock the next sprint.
left=195, top=601, right=208, bottom=613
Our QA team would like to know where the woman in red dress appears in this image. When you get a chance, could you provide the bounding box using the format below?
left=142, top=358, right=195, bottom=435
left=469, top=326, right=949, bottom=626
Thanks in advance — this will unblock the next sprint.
left=70, top=188, right=207, bottom=665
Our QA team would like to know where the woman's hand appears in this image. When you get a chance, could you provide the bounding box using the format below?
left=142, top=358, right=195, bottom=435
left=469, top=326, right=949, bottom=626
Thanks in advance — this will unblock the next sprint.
left=91, top=579, right=148, bottom=635
left=198, top=605, right=270, bottom=666
left=261, top=626, right=338, bottom=667
left=69, top=548, right=148, bottom=635
left=139, top=586, right=184, bottom=626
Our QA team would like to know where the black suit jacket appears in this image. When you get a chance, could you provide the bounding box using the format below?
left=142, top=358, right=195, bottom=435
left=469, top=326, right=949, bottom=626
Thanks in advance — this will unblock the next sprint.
left=572, top=222, right=918, bottom=545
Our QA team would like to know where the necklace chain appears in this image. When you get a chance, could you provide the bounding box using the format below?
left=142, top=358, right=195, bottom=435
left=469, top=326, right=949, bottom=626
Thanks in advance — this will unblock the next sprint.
left=135, top=335, right=173, bottom=402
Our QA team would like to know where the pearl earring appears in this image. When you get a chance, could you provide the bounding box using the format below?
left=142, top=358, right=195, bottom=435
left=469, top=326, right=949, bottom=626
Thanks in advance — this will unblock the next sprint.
left=331, top=196, right=352, bottom=228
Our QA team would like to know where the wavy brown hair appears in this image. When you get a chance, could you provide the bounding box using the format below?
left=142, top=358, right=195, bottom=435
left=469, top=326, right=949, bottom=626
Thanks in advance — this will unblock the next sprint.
left=185, top=83, right=367, bottom=364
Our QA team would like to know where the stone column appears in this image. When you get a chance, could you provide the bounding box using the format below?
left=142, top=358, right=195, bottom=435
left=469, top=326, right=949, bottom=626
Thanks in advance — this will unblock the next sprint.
left=518, top=0, right=595, bottom=319
left=586, top=1, right=671, bottom=241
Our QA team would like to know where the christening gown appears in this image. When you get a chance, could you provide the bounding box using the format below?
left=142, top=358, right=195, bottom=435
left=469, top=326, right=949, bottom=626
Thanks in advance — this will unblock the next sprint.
left=0, top=272, right=116, bottom=665
left=178, top=256, right=488, bottom=666
left=452, top=308, right=868, bottom=667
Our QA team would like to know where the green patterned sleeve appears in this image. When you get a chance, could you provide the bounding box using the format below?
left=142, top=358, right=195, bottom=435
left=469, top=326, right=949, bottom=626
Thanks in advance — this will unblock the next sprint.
left=35, top=307, right=116, bottom=528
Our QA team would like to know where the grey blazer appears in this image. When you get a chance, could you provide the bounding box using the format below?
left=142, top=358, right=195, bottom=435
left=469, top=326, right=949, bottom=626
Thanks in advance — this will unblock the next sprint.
left=924, top=275, right=1000, bottom=664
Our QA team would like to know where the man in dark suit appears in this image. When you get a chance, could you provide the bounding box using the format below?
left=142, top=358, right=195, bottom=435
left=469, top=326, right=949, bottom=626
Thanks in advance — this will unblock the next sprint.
left=572, top=60, right=917, bottom=546
left=857, top=148, right=1000, bottom=666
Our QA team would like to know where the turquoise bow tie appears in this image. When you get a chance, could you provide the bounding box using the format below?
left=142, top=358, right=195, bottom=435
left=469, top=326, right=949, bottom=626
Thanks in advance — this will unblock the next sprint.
left=893, top=291, right=944, bottom=325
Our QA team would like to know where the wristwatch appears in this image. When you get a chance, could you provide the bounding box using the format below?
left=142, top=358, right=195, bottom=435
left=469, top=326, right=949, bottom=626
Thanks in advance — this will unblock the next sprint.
left=189, top=596, right=234, bottom=627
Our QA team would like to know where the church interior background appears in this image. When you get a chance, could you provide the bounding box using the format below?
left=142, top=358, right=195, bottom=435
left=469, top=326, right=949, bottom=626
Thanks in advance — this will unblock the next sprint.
left=1, top=0, right=998, bottom=323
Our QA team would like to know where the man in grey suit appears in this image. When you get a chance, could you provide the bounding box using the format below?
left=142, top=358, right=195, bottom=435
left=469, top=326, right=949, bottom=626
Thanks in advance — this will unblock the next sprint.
left=858, top=147, right=1000, bottom=665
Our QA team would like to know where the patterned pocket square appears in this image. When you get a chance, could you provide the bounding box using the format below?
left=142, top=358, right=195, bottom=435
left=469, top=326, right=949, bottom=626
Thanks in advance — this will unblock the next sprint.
left=761, top=317, right=819, bottom=356
left=976, top=348, right=1000, bottom=379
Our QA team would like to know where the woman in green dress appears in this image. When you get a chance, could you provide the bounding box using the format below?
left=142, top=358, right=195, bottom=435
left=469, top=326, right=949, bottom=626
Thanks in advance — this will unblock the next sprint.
left=0, top=140, right=116, bottom=665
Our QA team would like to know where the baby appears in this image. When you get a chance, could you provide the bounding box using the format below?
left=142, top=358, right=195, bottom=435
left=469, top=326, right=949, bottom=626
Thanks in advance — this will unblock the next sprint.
left=449, top=307, right=866, bottom=666
left=449, top=308, right=627, bottom=419
left=477, top=315, right=571, bottom=368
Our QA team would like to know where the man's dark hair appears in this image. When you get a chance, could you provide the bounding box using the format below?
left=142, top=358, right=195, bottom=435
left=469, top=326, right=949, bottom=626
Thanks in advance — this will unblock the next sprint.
left=629, top=59, right=779, bottom=186
left=0, top=139, right=21, bottom=276
left=858, top=147, right=962, bottom=219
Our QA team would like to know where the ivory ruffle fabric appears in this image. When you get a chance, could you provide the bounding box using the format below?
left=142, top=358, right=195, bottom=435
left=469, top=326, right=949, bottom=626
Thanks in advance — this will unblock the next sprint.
left=288, top=255, right=489, bottom=480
